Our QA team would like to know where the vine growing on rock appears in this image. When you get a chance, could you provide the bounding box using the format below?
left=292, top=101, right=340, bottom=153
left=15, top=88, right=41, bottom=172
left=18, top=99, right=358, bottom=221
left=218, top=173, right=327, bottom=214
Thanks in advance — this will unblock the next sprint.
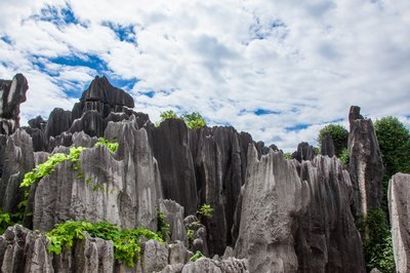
left=190, top=250, right=204, bottom=262
left=46, top=220, right=163, bottom=267
left=157, top=211, right=170, bottom=241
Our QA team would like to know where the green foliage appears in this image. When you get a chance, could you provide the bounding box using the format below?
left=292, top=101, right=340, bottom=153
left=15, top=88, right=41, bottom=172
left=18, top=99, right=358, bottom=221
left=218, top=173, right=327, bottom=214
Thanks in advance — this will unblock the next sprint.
left=160, top=110, right=178, bottom=121
left=21, top=147, right=86, bottom=188
left=283, top=152, right=293, bottom=160
left=375, top=116, right=410, bottom=177
left=318, top=124, right=348, bottom=157
left=157, top=211, right=170, bottom=241
left=183, top=112, right=206, bottom=129
left=339, top=148, right=349, bottom=167
left=186, top=229, right=194, bottom=242
left=197, top=204, right=214, bottom=218
left=190, top=250, right=204, bottom=262
left=0, top=210, right=12, bottom=234
left=361, top=209, right=395, bottom=273
left=95, top=138, right=119, bottom=154
left=46, top=220, right=163, bottom=268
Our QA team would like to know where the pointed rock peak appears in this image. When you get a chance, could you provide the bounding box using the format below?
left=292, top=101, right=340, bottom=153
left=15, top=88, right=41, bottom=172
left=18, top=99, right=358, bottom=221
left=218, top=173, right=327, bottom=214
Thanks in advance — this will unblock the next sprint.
left=80, top=75, right=134, bottom=108
left=349, top=105, right=364, bottom=123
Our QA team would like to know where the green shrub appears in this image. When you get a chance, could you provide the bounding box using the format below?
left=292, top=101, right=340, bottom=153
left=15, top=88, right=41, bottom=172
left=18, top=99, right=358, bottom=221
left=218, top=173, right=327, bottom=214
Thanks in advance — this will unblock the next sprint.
left=95, top=138, right=119, bottom=154
left=183, top=112, right=206, bottom=129
left=197, top=204, right=214, bottom=218
left=160, top=110, right=178, bottom=121
left=20, top=146, right=86, bottom=188
left=157, top=211, right=170, bottom=241
left=46, top=220, right=163, bottom=267
left=190, top=250, right=204, bottom=262
left=361, top=209, right=395, bottom=273
left=0, top=211, right=12, bottom=234
left=339, top=148, right=349, bottom=167
left=318, top=124, right=348, bottom=157
left=283, top=152, right=293, bottom=160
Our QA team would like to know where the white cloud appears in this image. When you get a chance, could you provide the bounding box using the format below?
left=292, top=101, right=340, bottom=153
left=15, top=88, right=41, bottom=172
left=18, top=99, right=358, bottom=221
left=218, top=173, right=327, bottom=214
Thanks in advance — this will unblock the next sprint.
left=0, top=0, right=409, bottom=151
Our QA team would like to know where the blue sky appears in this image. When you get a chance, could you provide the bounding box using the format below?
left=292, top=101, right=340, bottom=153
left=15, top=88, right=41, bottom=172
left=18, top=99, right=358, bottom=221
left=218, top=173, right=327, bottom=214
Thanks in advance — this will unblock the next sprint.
left=0, top=0, right=409, bottom=151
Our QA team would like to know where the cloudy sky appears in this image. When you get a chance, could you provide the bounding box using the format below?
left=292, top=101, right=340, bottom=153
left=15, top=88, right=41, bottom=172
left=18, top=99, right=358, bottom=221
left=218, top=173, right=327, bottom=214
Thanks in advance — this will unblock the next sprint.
left=0, top=0, right=409, bottom=151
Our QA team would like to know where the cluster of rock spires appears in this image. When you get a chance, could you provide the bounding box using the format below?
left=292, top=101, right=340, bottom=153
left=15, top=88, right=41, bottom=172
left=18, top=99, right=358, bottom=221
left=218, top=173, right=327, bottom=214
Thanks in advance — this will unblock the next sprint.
left=0, top=73, right=409, bottom=273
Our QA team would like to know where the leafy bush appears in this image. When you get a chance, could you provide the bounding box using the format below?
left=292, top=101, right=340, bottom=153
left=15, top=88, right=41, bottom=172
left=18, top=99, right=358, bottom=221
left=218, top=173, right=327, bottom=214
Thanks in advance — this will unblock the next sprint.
left=339, top=148, right=349, bottom=167
left=95, top=138, right=119, bottom=154
left=183, top=112, right=206, bottom=129
left=190, top=250, right=204, bottom=262
left=46, top=220, right=163, bottom=267
left=197, top=204, right=214, bottom=218
left=361, top=209, right=395, bottom=273
left=283, top=152, right=293, bottom=160
left=160, top=110, right=178, bottom=121
left=20, top=147, right=86, bottom=188
left=318, top=124, right=348, bottom=157
left=0, top=211, right=11, bottom=234
left=157, top=211, right=170, bottom=241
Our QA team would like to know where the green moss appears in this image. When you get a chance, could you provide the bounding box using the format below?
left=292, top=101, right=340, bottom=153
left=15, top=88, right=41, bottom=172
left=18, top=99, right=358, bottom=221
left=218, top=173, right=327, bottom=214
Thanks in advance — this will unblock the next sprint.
left=190, top=250, right=204, bottom=262
left=46, top=220, right=163, bottom=268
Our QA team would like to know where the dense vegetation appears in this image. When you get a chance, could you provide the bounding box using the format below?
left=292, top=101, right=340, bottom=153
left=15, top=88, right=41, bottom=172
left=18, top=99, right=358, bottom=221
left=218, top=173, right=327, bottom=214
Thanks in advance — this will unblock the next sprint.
left=318, top=124, right=348, bottom=157
left=158, top=110, right=207, bottom=129
left=46, top=220, right=163, bottom=267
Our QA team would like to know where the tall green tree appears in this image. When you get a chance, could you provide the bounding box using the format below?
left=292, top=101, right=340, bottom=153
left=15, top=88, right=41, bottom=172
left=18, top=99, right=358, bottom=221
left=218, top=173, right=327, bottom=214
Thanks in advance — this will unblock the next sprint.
left=318, top=124, right=349, bottom=157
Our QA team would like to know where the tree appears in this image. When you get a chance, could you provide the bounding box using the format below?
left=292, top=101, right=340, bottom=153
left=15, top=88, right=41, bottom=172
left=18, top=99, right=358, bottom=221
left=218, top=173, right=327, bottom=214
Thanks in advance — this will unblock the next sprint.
left=318, top=124, right=348, bottom=157
left=374, top=116, right=410, bottom=178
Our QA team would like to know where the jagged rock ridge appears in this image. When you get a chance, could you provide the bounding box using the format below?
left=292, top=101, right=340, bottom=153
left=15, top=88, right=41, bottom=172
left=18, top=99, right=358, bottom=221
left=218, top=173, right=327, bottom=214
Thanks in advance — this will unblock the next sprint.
left=0, top=74, right=392, bottom=273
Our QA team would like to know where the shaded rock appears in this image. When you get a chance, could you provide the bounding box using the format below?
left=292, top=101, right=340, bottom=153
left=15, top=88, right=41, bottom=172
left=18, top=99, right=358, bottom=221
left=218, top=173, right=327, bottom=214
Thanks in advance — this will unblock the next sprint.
left=159, top=199, right=187, bottom=243
left=184, top=216, right=208, bottom=256
left=28, top=115, right=46, bottom=130
left=23, top=126, right=47, bottom=152
left=348, top=105, right=383, bottom=217
left=0, top=129, right=34, bottom=213
left=169, top=241, right=189, bottom=264
left=320, top=134, right=335, bottom=157
left=295, top=156, right=366, bottom=273
left=0, top=225, right=53, bottom=273
left=142, top=239, right=168, bottom=273
left=70, top=110, right=106, bottom=137
left=45, top=108, right=72, bottom=139
left=150, top=119, right=198, bottom=216
left=235, top=146, right=305, bottom=273
left=388, top=173, right=410, bottom=273
left=0, top=74, right=28, bottom=135
left=293, top=142, right=315, bottom=162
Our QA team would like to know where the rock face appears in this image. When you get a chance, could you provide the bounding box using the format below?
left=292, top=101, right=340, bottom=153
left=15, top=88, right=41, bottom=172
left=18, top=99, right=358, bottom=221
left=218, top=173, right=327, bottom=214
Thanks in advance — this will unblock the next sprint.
left=388, top=173, right=410, bottom=273
left=293, top=142, right=315, bottom=162
left=320, top=134, right=335, bottom=157
left=295, top=156, right=365, bottom=273
left=348, top=106, right=384, bottom=217
left=0, top=76, right=377, bottom=273
left=0, top=74, right=28, bottom=135
left=235, top=145, right=305, bottom=273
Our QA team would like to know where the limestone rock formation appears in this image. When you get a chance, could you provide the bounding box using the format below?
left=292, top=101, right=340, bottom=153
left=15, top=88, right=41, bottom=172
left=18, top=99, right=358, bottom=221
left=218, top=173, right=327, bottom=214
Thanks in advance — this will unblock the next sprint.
left=235, top=146, right=305, bottom=273
left=0, top=74, right=28, bottom=135
left=348, top=105, right=384, bottom=217
left=295, top=156, right=365, bottom=273
left=320, top=134, right=335, bottom=157
left=159, top=199, right=187, bottom=243
left=292, top=142, right=315, bottom=162
left=388, top=173, right=410, bottom=273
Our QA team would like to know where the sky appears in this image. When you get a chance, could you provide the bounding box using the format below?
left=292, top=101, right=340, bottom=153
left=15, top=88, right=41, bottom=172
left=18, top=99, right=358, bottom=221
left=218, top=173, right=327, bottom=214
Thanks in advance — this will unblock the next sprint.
left=0, top=0, right=409, bottom=151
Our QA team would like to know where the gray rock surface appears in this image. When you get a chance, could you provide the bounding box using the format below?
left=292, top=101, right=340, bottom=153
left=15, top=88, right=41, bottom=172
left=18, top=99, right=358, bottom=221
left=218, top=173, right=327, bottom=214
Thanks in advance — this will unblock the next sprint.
left=235, top=145, right=305, bottom=273
left=293, top=142, right=315, bottom=162
left=388, top=173, right=410, bottom=273
left=34, top=121, right=162, bottom=231
left=0, top=74, right=28, bottom=135
left=348, top=105, right=384, bottom=217
left=142, top=240, right=169, bottom=273
left=0, top=225, right=53, bottom=273
left=159, top=200, right=187, bottom=243
left=320, top=134, right=335, bottom=157
left=181, top=257, right=249, bottom=273
left=295, top=156, right=366, bottom=273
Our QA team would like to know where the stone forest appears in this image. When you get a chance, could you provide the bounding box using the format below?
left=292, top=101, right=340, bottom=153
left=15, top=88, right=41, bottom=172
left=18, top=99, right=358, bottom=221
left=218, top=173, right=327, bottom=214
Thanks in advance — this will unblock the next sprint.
left=0, top=73, right=409, bottom=273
